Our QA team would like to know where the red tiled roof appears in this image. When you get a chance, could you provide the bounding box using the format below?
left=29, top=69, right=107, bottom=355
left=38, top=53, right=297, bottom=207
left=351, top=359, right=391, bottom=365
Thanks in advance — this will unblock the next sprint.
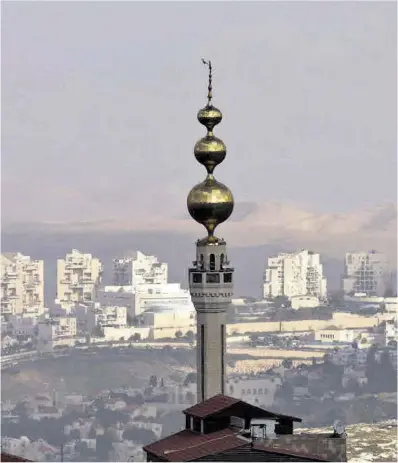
left=183, top=394, right=240, bottom=418
left=143, top=427, right=245, bottom=462
left=253, top=442, right=327, bottom=462
left=1, top=452, right=32, bottom=462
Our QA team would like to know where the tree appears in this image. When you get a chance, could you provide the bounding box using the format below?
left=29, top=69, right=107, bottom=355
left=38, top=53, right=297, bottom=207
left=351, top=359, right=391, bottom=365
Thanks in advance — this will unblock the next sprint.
left=69, top=428, right=81, bottom=440
left=160, top=377, right=165, bottom=388
left=149, top=375, right=158, bottom=388
left=185, top=330, right=195, bottom=343
left=175, top=330, right=183, bottom=339
left=133, top=332, right=141, bottom=342
left=122, top=427, right=157, bottom=445
left=282, top=358, right=293, bottom=369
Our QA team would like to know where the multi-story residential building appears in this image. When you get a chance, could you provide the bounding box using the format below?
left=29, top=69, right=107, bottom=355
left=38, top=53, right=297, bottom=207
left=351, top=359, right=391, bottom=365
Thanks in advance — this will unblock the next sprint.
left=263, top=249, right=327, bottom=300
left=37, top=316, right=77, bottom=347
left=74, top=302, right=127, bottom=334
left=342, top=250, right=390, bottom=297
left=0, top=253, right=44, bottom=316
left=56, top=249, right=102, bottom=311
left=112, top=251, right=167, bottom=287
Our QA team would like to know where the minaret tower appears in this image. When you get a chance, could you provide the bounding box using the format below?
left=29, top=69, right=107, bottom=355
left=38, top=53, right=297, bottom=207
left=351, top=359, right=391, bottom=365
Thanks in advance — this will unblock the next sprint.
left=187, top=60, right=234, bottom=402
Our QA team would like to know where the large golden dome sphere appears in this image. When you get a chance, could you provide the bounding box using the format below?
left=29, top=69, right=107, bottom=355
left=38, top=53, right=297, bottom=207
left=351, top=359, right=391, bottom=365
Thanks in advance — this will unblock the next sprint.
left=187, top=174, right=234, bottom=235
left=197, top=105, right=222, bottom=132
left=194, top=136, right=226, bottom=174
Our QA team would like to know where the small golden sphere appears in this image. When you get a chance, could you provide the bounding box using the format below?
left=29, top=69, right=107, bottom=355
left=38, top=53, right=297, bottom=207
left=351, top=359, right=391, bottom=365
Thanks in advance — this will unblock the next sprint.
left=197, top=105, right=222, bottom=132
left=194, top=136, right=226, bottom=174
left=187, top=175, right=234, bottom=235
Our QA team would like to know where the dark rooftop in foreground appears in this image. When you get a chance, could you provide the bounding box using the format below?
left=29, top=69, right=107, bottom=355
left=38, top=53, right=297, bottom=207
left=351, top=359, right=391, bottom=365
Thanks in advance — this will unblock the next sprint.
left=144, top=395, right=347, bottom=462
left=1, top=453, right=31, bottom=462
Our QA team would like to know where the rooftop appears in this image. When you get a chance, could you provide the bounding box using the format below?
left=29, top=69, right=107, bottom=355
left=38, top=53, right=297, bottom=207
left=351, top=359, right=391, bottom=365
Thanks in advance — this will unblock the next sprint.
left=183, top=394, right=302, bottom=422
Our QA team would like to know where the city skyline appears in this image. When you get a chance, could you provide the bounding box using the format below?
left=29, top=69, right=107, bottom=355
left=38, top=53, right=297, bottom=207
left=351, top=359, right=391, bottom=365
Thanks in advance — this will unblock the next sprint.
left=2, top=1, right=396, bottom=226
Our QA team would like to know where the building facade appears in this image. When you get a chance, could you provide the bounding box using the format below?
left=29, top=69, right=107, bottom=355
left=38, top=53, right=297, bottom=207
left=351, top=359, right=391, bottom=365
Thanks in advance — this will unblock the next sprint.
left=187, top=61, right=234, bottom=402
left=342, top=250, right=390, bottom=297
left=263, top=249, right=327, bottom=300
left=97, top=283, right=194, bottom=318
left=1, top=253, right=44, bottom=316
left=112, top=251, right=167, bottom=287
left=56, top=249, right=102, bottom=311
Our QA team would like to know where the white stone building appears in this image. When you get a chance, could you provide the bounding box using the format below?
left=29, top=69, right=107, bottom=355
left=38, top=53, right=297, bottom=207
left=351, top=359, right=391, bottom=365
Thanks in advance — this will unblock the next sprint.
left=74, top=302, right=127, bottom=334
left=37, top=316, right=77, bottom=349
left=290, top=295, right=320, bottom=310
left=263, top=249, right=327, bottom=300
left=97, top=283, right=194, bottom=318
left=315, top=329, right=355, bottom=344
left=57, top=249, right=102, bottom=311
left=1, top=253, right=44, bottom=316
left=342, top=250, right=390, bottom=297
left=112, top=251, right=167, bottom=286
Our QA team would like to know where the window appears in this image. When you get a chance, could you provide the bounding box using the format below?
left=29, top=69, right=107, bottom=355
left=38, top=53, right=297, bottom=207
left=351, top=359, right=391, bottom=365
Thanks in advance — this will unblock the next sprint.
left=209, top=254, right=215, bottom=271
left=220, top=253, right=225, bottom=268
left=192, top=273, right=203, bottom=284
left=224, top=273, right=233, bottom=283
left=206, top=273, right=220, bottom=284
left=258, top=388, right=263, bottom=394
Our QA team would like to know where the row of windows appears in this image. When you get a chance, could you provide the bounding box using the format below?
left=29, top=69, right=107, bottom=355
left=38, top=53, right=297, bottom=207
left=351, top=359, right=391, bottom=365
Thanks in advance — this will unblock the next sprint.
left=192, top=273, right=233, bottom=284
left=242, top=388, right=268, bottom=395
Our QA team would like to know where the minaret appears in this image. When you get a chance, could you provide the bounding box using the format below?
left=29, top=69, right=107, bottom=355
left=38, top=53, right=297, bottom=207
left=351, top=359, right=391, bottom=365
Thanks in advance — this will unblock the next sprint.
left=187, top=60, right=234, bottom=402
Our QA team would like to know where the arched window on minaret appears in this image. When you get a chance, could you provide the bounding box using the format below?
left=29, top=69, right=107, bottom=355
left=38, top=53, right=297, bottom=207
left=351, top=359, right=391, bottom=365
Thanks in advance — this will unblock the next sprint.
left=209, top=254, right=215, bottom=271
left=200, top=254, right=204, bottom=269
left=220, top=253, right=225, bottom=269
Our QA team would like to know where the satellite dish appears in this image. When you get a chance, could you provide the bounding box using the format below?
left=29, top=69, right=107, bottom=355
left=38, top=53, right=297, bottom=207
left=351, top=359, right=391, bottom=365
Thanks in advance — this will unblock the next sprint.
left=333, top=420, right=346, bottom=437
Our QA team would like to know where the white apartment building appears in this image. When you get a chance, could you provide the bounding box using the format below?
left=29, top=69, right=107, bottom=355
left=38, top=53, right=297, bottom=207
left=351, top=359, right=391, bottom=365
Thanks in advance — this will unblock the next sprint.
left=112, top=251, right=167, bottom=287
left=74, top=302, right=127, bottom=334
left=343, top=251, right=390, bottom=297
left=37, top=316, right=77, bottom=348
left=57, top=249, right=102, bottom=311
left=97, top=283, right=194, bottom=318
left=0, top=252, right=44, bottom=315
left=263, top=249, right=327, bottom=300
left=1, top=253, right=44, bottom=316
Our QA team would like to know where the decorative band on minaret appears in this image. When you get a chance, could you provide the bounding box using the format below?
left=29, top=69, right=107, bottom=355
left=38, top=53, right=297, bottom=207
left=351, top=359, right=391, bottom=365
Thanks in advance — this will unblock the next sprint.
left=187, top=60, right=234, bottom=403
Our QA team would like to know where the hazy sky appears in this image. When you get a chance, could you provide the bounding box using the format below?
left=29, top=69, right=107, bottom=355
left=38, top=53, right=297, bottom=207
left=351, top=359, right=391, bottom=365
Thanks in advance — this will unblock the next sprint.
left=2, top=1, right=397, bottom=223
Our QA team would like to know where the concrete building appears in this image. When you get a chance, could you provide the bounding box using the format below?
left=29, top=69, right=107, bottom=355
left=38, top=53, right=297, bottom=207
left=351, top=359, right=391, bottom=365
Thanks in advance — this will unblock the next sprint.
left=1, top=253, right=44, bottom=316
left=290, top=295, right=320, bottom=310
left=342, top=250, right=390, bottom=296
left=314, top=329, right=355, bottom=344
left=97, top=283, right=194, bottom=318
left=56, top=249, right=102, bottom=311
left=74, top=302, right=127, bottom=334
left=112, top=251, right=167, bottom=286
left=263, top=250, right=327, bottom=300
left=37, top=316, right=77, bottom=348
left=8, top=315, right=38, bottom=337
left=141, top=306, right=194, bottom=330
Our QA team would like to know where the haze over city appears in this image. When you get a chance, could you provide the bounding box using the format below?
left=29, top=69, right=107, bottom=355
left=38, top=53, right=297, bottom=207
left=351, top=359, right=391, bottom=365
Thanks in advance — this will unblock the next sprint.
left=1, top=2, right=397, bottom=463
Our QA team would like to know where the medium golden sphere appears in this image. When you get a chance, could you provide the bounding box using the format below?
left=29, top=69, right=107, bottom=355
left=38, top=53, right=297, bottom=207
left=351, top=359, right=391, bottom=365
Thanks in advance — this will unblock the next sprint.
left=197, top=105, right=222, bottom=132
left=194, top=136, right=226, bottom=174
left=187, top=175, right=234, bottom=235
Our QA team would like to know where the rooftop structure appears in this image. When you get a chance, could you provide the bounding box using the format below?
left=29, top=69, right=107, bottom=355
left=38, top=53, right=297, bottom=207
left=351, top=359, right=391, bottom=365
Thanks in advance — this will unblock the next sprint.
left=263, top=250, right=327, bottom=300
left=187, top=60, right=234, bottom=402
left=144, top=394, right=347, bottom=462
left=112, top=251, right=168, bottom=287
left=0, top=253, right=44, bottom=316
